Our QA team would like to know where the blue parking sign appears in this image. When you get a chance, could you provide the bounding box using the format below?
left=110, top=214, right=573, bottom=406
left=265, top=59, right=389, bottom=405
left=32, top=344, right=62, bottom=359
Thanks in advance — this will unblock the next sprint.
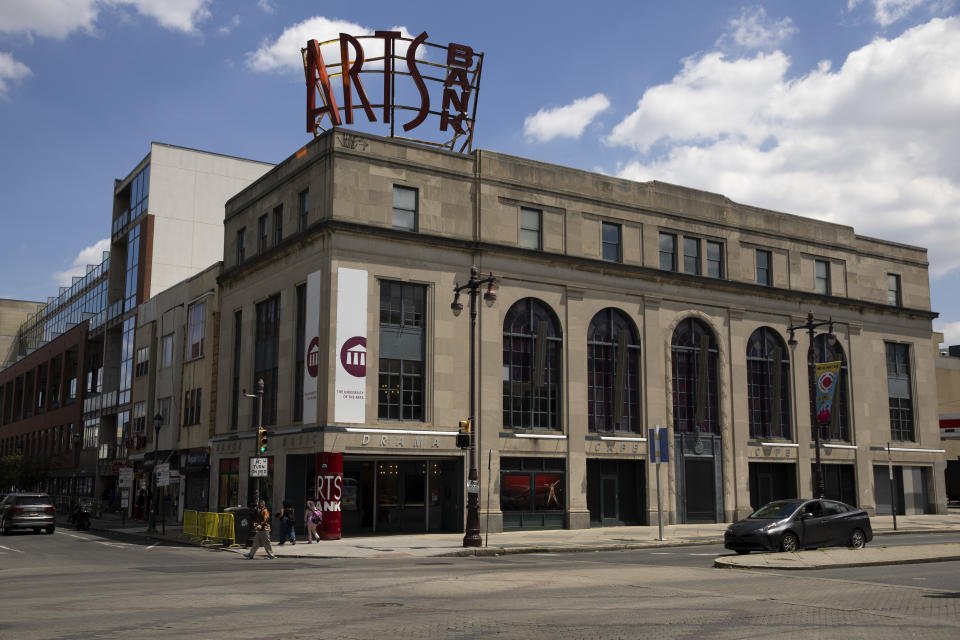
left=648, top=427, right=669, bottom=463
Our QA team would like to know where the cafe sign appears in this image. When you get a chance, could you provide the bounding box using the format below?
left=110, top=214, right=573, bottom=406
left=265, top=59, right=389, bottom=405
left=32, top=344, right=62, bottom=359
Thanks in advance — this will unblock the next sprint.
left=302, top=31, right=483, bottom=152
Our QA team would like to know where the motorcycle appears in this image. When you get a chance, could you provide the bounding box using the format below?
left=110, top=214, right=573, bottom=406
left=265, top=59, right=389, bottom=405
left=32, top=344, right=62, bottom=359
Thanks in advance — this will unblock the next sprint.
left=70, top=505, right=91, bottom=531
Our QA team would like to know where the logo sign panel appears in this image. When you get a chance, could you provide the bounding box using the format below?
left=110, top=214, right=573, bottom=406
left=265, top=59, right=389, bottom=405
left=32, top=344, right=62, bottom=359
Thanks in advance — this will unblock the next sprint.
left=302, top=269, right=323, bottom=424
left=302, top=31, right=483, bottom=152
left=334, top=268, right=367, bottom=423
left=315, top=452, right=343, bottom=540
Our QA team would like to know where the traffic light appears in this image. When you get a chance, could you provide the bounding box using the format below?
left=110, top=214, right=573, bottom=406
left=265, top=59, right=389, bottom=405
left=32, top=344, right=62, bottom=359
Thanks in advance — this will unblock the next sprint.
left=257, top=428, right=268, bottom=454
left=456, top=419, right=471, bottom=449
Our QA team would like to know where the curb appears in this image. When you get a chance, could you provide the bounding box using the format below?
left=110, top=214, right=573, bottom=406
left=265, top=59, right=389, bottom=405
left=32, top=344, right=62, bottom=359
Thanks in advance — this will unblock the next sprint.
left=714, top=554, right=960, bottom=570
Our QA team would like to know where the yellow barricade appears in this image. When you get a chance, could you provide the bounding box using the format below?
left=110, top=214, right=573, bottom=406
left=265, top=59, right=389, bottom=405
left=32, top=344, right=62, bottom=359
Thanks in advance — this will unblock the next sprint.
left=199, top=511, right=219, bottom=545
left=182, top=509, right=199, bottom=540
left=217, top=513, right=240, bottom=547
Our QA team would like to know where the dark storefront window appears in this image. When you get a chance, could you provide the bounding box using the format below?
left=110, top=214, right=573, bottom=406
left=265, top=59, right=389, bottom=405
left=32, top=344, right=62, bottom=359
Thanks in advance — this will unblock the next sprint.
left=587, top=308, right=641, bottom=433
left=294, top=284, right=306, bottom=422
left=254, top=295, right=281, bottom=426
left=500, top=457, right=565, bottom=530
left=218, top=458, right=239, bottom=511
left=746, top=327, right=791, bottom=440
left=814, top=463, right=857, bottom=506
left=502, top=299, right=563, bottom=430
left=671, top=317, right=719, bottom=433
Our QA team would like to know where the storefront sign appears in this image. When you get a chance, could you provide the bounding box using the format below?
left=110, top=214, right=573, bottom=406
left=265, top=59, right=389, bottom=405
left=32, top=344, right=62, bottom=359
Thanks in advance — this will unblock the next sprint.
left=360, top=434, right=442, bottom=449
left=156, top=463, right=170, bottom=487
left=334, top=268, right=367, bottom=423
left=316, top=452, right=343, bottom=540
left=303, top=269, right=323, bottom=424
left=118, top=467, right=133, bottom=489
left=303, top=31, right=483, bottom=152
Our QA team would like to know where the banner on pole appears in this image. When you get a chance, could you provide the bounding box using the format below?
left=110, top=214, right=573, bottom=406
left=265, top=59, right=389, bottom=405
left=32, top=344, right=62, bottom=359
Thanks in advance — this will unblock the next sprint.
left=814, top=361, right=843, bottom=426
left=334, top=268, right=368, bottom=423
left=302, top=269, right=323, bottom=424
left=648, top=426, right=669, bottom=463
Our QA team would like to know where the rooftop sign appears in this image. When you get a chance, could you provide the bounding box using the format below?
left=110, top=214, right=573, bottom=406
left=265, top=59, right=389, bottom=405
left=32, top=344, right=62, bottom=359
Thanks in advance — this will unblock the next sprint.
left=302, top=31, right=483, bottom=152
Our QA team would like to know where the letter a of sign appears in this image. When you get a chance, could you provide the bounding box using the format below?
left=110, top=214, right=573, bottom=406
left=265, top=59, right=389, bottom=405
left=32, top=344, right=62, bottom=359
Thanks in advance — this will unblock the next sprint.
left=305, top=39, right=341, bottom=130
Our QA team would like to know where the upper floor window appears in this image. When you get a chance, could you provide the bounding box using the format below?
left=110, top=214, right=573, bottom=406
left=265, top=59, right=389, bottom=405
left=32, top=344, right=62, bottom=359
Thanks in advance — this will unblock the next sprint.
left=602, top=222, right=622, bottom=262
left=815, top=260, right=831, bottom=295
left=258, top=214, right=268, bottom=254
left=587, top=308, right=641, bottom=433
left=183, top=388, right=202, bottom=426
left=659, top=233, right=677, bottom=271
left=887, top=273, right=902, bottom=306
left=519, top=207, right=541, bottom=250
left=503, top=298, right=563, bottom=430
left=756, top=249, right=772, bottom=286
left=294, top=283, right=306, bottom=423
left=379, top=281, right=425, bottom=327
left=808, top=335, right=850, bottom=442
left=683, top=237, right=701, bottom=275
left=746, top=327, right=790, bottom=440
left=254, top=294, right=281, bottom=426
left=160, top=333, right=174, bottom=369
left=134, top=347, right=149, bottom=378
left=187, top=301, right=206, bottom=360
left=886, top=342, right=914, bottom=441
left=273, top=205, right=283, bottom=246
left=671, top=317, right=719, bottom=434
left=392, top=185, right=418, bottom=231
left=378, top=281, right=427, bottom=421
left=706, top=241, right=723, bottom=278
left=236, top=227, right=246, bottom=263
left=298, top=189, right=309, bottom=232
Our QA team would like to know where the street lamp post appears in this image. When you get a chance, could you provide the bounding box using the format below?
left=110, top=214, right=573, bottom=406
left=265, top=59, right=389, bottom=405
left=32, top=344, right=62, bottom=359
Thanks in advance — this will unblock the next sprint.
left=787, top=311, right=836, bottom=500
left=147, top=412, right=163, bottom=533
left=243, top=378, right=265, bottom=506
left=451, top=265, right=497, bottom=548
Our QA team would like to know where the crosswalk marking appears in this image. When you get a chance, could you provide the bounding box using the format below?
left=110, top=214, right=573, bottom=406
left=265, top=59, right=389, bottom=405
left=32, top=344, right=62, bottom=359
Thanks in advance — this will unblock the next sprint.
left=0, top=545, right=24, bottom=553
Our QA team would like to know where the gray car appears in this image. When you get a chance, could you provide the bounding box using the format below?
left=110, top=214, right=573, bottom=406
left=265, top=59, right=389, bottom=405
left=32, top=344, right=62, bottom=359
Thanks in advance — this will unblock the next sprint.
left=0, top=493, right=57, bottom=534
left=724, top=498, right=872, bottom=554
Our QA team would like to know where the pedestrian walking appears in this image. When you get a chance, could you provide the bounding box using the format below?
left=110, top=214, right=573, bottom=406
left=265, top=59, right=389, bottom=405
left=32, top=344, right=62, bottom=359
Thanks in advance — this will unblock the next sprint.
left=304, top=500, right=322, bottom=543
left=245, top=500, right=276, bottom=559
left=134, top=489, right=146, bottom=520
left=276, top=499, right=296, bottom=544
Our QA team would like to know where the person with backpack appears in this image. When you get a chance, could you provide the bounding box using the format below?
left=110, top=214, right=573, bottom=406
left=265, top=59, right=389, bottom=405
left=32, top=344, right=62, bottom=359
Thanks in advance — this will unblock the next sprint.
left=304, top=500, right=322, bottom=543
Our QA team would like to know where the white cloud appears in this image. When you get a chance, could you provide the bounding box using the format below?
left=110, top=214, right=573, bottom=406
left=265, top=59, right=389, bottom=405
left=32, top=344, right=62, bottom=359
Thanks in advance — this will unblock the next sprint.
left=218, top=14, right=240, bottom=36
left=0, top=0, right=212, bottom=39
left=247, top=16, right=414, bottom=73
left=847, top=0, right=953, bottom=26
left=0, top=52, right=32, bottom=97
left=935, top=320, right=960, bottom=347
left=717, top=6, right=797, bottom=50
left=52, top=238, right=110, bottom=287
left=607, top=17, right=960, bottom=279
left=257, top=0, right=275, bottom=14
left=523, top=94, right=611, bottom=143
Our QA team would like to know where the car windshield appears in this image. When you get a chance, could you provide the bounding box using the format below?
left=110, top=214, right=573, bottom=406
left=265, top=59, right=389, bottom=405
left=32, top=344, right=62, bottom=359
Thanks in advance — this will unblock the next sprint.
left=16, top=496, right=49, bottom=506
left=748, top=501, right=802, bottom=519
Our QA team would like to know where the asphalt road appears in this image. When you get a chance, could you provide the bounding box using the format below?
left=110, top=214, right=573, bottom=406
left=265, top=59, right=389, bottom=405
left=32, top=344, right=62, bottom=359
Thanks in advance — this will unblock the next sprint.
left=1, top=529, right=958, bottom=639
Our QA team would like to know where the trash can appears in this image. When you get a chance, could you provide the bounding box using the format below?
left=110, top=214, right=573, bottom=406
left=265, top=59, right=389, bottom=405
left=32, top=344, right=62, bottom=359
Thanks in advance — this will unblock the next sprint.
left=228, top=507, right=256, bottom=547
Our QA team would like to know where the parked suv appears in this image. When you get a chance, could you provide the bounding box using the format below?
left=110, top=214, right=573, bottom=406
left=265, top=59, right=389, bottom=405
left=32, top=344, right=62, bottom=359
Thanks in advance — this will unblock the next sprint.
left=0, top=493, right=57, bottom=534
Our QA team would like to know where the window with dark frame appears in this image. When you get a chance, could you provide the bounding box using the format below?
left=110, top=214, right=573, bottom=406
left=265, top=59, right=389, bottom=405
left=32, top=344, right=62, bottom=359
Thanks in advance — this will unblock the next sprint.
left=187, top=301, right=206, bottom=360
left=887, top=273, right=902, bottom=306
left=659, top=232, right=677, bottom=271
left=254, top=295, right=281, bottom=427
left=587, top=308, right=641, bottom=433
left=519, top=207, right=541, bottom=250
left=683, top=237, right=701, bottom=275
left=258, top=214, right=268, bottom=253
left=815, top=259, right=831, bottom=295
left=298, top=189, right=309, bottom=232
left=746, top=327, right=791, bottom=439
left=160, top=334, right=173, bottom=369
left=392, top=185, right=418, bottom=231
left=671, top=317, right=719, bottom=434
left=236, top=227, right=246, bottom=263
left=273, top=204, right=283, bottom=246
left=601, top=222, right=621, bottom=262
left=756, top=249, right=772, bottom=285
left=706, top=241, right=723, bottom=278
left=886, top=342, right=914, bottom=441
left=502, top=298, right=563, bottom=430
left=378, top=281, right=426, bottom=420
left=293, top=283, right=306, bottom=423
left=230, top=310, right=242, bottom=430
left=134, top=347, right=149, bottom=377
left=183, top=388, right=202, bottom=426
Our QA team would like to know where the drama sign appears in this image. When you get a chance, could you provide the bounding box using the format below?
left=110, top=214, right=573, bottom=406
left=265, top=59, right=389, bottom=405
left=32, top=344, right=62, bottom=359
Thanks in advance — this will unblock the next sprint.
left=302, top=31, right=483, bottom=152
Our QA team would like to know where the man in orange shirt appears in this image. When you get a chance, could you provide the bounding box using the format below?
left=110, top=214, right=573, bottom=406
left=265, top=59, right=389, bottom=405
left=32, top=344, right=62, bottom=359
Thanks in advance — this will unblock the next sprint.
left=245, top=500, right=277, bottom=559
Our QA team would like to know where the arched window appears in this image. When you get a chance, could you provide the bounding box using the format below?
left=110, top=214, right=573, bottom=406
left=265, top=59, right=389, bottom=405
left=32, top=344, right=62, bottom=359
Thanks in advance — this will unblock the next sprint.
left=671, top=317, right=719, bottom=434
left=587, top=308, right=641, bottom=433
left=808, top=334, right=850, bottom=442
left=502, top=298, right=563, bottom=430
left=746, top=327, right=791, bottom=439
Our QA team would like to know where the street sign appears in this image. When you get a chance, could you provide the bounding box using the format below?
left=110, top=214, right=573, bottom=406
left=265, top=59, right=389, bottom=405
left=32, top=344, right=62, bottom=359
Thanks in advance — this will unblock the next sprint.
left=648, top=426, right=669, bottom=463
left=118, top=467, right=133, bottom=489
left=156, top=463, right=170, bottom=487
left=250, top=457, right=268, bottom=478
left=466, top=480, right=480, bottom=494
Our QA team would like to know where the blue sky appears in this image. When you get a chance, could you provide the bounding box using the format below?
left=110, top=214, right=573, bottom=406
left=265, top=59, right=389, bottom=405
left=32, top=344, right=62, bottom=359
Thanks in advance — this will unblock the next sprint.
left=1, top=0, right=959, bottom=343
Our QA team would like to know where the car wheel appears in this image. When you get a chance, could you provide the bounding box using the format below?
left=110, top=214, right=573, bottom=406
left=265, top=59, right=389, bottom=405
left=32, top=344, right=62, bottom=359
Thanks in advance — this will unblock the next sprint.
left=0, top=518, right=8, bottom=535
left=849, top=528, right=866, bottom=549
left=45, top=525, right=55, bottom=535
left=780, top=532, right=799, bottom=552
left=735, top=549, right=750, bottom=555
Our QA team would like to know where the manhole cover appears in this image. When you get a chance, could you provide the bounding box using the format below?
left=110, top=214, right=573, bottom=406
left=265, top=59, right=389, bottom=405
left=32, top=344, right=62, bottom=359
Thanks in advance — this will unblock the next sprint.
left=363, top=602, right=404, bottom=608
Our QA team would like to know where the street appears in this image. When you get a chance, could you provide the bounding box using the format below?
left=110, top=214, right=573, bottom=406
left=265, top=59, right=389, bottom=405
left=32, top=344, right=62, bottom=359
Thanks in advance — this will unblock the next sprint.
left=0, top=530, right=958, bottom=639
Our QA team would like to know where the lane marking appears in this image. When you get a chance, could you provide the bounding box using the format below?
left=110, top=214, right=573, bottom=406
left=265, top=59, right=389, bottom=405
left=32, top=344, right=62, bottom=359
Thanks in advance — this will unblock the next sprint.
left=57, top=531, right=87, bottom=540
left=690, top=553, right=721, bottom=556
left=146, top=544, right=159, bottom=550
left=0, top=545, right=24, bottom=553
left=651, top=552, right=673, bottom=555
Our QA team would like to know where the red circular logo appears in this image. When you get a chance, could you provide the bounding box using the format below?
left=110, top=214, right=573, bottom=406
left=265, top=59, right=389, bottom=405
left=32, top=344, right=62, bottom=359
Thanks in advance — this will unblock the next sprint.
left=306, top=336, right=320, bottom=378
left=339, top=336, right=367, bottom=377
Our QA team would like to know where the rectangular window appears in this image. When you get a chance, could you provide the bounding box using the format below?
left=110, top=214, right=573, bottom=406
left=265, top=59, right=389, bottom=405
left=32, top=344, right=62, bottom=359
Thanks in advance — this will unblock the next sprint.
left=133, top=401, right=146, bottom=433
left=236, top=227, right=246, bottom=263
left=887, top=273, right=902, bottom=306
left=187, top=301, right=206, bottom=360
left=659, top=232, right=677, bottom=271
left=293, top=283, right=306, bottom=423
left=183, top=388, right=202, bottom=426
left=519, top=207, right=542, bottom=250
left=392, top=185, right=418, bottom=231
left=273, top=205, right=283, bottom=246
left=298, top=189, right=309, bottom=232
left=157, top=397, right=171, bottom=430
left=756, top=249, right=772, bottom=286
left=254, top=295, right=281, bottom=427
left=683, top=237, right=701, bottom=275
left=815, top=259, right=831, bottom=295
left=378, top=281, right=426, bottom=421
left=231, top=310, right=242, bottom=430
left=258, top=214, right=268, bottom=254
left=134, top=347, right=149, bottom=377
left=886, top=342, right=914, bottom=441
left=706, top=241, right=723, bottom=278
left=160, top=333, right=174, bottom=369
left=601, top=222, right=621, bottom=263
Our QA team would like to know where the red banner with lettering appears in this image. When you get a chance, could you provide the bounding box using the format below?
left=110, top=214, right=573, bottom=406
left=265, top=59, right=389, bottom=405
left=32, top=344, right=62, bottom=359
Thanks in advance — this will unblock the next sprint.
left=315, top=452, right=342, bottom=540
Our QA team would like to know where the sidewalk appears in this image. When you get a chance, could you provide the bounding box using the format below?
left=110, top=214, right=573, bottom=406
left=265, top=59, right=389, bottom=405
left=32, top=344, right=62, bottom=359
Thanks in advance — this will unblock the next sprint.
left=62, top=509, right=960, bottom=568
